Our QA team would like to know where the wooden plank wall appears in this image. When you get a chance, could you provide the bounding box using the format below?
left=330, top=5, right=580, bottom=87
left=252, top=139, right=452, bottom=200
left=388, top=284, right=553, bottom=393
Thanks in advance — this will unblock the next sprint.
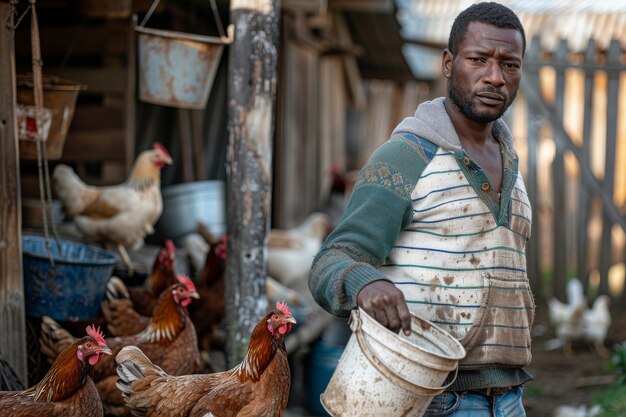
left=0, top=1, right=28, bottom=385
left=274, top=13, right=321, bottom=229
left=14, top=1, right=136, bottom=193
left=274, top=11, right=422, bottom=229
left=521, top=36, right=626, bottom=304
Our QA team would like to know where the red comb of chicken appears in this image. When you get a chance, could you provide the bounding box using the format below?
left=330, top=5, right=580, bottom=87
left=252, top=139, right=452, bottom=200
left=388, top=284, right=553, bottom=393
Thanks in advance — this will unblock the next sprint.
left=86, top=324, right=107, bottom=347
left=276, top=301, right=291, bottom=317
left=153, top=142, right=171, bottom=158
left=165, top=239, right=176, bottom=255
left=215, top=236, right=227, bottom=260
left=177, top=274, right=197, bottom=292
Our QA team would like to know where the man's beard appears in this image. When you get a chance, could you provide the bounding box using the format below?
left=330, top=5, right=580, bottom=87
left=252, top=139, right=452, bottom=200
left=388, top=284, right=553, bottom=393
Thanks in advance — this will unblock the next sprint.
left=448, top=71, right=516, bottom=123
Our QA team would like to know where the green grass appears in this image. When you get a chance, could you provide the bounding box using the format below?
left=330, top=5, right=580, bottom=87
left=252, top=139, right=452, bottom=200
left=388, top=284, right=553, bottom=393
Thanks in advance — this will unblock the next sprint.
left=591, top=384, right=626, bottom=417
left=522, top=385, right=543, bottom=398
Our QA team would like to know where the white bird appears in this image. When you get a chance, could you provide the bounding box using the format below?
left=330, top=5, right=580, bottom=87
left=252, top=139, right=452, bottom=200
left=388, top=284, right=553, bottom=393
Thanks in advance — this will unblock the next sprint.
left=583, top=295, right=612, bottom=358
left=553, top=404, right=602, bottom=417
left=546, top=278, right=588, bottom=357
left=267, top=212, right=331, bottom=287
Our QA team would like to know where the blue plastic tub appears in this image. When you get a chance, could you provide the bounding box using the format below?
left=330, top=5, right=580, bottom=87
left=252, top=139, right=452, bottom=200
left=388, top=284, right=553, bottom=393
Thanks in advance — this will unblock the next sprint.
left=306, top=339, right=346, bottom=416
left=22, top=235, right=117, bottom=321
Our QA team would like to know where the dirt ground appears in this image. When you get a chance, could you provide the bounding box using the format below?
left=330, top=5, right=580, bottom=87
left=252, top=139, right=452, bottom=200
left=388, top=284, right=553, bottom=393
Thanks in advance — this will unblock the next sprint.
left=522, top=303, right=626, bottom=417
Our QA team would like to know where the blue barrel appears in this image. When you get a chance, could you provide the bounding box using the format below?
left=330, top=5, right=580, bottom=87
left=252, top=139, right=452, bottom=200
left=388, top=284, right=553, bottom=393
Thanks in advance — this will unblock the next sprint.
left=306, top=339, right=346, bottom=416
left=22, top=235, right=117, bottom=321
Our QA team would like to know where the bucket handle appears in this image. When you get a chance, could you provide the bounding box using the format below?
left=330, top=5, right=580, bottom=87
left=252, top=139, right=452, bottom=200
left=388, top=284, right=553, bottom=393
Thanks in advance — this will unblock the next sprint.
left=352, top=311, right=459, bottom=397
left=352, top=309, right=458, bottom=372
left=139, top=0, right=232, bottom=43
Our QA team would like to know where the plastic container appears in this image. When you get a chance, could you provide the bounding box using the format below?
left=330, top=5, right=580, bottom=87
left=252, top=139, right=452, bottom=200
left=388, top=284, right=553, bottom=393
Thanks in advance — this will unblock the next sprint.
left=321, top=308, right=466, bottom=417
left=152, top=180, right=226, bottom=246
left=22, top=235, right=117, bottom=321
left=307, top=339, right=345, bottom=416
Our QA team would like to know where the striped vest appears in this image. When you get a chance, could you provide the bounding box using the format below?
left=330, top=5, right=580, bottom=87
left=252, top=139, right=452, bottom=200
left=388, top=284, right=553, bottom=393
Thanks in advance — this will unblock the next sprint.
left=381, top=137, right=534, bottom=370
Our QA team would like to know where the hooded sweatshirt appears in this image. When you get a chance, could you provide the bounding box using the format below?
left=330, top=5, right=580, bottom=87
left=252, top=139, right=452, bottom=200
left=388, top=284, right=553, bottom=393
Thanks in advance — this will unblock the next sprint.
left=309, top=97, right=534, bottom=391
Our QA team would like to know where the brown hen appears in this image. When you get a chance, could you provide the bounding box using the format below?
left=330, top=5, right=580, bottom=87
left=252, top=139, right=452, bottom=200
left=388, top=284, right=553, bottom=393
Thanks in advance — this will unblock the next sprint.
left=188, top=234, right=227, bottom=353
left=41, top=275, right=201, bottom=416
left=115, top=301, right=296, bottom=417
left=0, top=325, right=111, bottom=417
left=101, top=240, right=178, bottom=336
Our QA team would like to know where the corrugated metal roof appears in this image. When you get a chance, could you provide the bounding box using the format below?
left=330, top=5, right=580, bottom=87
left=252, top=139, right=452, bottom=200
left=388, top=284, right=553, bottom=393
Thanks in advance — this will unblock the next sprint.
left=398, top=0, right=626, bottom=51
left=397, top=0, right=626, bottom=78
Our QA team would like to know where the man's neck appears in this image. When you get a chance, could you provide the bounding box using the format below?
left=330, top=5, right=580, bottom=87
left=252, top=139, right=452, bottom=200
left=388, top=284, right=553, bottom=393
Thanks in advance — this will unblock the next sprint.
left=443, top=97, right=495, bottom=147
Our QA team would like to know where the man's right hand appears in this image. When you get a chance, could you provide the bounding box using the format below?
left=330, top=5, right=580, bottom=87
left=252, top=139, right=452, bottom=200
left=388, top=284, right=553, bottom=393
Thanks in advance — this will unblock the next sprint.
left=356, top=280, right=412, bottom=335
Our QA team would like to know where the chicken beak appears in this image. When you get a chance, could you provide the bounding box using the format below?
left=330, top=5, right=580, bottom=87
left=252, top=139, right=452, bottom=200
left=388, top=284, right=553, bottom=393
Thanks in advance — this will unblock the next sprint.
left=164, top=155, right=174, bottom=165
left=189, top=291, right=200, bottom=299
left=284, top=316, right=297, bottom=325
left=99, top=345, right=113, bottom=356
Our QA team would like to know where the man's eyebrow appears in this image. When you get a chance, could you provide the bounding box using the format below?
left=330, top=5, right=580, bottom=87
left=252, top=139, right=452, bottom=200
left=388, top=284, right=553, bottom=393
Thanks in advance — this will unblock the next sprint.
left=464, top=48, right=522, bottom=60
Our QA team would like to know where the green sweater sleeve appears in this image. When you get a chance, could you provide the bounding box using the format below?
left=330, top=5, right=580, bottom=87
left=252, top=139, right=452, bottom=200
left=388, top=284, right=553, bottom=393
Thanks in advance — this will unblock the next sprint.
left=308, top=135, right=436, bottom=317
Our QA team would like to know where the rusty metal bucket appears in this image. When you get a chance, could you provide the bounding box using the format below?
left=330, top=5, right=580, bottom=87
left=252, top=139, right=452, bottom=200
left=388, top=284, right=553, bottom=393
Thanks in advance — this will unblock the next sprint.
left=135, top=0, right=232, bottom=109
left=136, top=27, right=230, bottom=109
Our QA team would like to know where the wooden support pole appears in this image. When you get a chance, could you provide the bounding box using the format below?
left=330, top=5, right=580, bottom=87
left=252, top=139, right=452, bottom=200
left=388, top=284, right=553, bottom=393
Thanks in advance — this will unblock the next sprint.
left=225, top=0, right=280, bottom=367
left=0, top=1, right=28, bottom=384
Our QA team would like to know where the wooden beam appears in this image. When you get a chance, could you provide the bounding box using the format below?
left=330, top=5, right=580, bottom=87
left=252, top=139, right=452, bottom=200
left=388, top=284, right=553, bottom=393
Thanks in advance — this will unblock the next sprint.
left=330, top=0, right=394, bottom=13
left=282, top=0, right=326, bottom=13
left=225, top=0, right=279, bottom=367
left=0, top=2, right=28, bottom=385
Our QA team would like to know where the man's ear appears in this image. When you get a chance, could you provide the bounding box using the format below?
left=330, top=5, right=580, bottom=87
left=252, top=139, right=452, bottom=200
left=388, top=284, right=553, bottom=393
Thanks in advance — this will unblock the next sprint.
left=442, top=49, right=453, bottom=79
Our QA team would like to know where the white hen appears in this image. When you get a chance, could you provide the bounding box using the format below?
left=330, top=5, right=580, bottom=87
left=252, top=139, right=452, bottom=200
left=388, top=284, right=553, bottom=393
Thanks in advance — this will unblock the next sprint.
left=553, top=404, right=603, bottom=417
left=546, top=278, right=588, bottom=357
left=267, top=212, right=331, bottom=287
left=583, top=295, right=611, bottom=357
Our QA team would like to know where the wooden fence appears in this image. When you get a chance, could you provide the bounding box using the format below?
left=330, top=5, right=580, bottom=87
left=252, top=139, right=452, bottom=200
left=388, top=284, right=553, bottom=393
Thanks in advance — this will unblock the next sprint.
left=520, top=36, right=626, bottom=304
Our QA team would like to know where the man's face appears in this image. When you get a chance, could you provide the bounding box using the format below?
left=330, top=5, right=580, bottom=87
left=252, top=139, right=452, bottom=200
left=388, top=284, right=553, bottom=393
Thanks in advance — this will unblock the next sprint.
left=443, top=22, right=524, bottom=123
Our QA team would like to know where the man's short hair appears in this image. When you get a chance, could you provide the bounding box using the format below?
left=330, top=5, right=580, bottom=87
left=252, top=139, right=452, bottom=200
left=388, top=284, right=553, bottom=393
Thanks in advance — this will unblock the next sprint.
left=448, top=2, right=526, bottom=56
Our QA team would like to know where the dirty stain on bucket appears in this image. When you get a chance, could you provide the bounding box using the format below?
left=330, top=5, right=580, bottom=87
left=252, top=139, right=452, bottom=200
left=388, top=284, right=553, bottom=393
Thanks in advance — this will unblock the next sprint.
left=321, top=308, right=465, bottom=417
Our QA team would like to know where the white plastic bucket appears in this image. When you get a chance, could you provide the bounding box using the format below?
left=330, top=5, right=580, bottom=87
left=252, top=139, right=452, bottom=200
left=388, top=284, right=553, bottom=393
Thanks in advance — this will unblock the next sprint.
left=321, top=308, right=466, bottom=417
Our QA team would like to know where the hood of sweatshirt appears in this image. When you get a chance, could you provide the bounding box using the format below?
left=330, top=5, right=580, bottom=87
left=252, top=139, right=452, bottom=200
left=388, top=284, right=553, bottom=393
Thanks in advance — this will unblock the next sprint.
left=391, top=97, right=518, bottom=159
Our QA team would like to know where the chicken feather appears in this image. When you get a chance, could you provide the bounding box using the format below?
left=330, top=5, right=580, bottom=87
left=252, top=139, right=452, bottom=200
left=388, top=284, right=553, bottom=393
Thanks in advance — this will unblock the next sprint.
left=116, top=302, right=296, bottom=417
left=53, top=143, right=172, bottom=273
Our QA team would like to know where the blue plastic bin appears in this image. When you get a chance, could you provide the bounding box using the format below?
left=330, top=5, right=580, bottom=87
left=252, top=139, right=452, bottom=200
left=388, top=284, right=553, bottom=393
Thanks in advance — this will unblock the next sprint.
left=22, top=235, right=117, bottom=321
left=306, top=340, right=346, bottom=416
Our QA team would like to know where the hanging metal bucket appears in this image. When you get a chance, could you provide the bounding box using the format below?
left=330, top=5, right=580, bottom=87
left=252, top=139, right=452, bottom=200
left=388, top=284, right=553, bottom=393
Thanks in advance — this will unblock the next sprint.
left=135, top=0, right=232, bottom=109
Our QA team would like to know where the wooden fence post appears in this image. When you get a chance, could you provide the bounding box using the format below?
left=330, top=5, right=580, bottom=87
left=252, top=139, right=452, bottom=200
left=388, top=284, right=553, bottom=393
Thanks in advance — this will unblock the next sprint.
left=524, top=37, right=543, bottom=300
left=599, top=40, right=621, bottom=296
left=225, top=0, right=280, bottom=367
left=551, top=39, right=568, bottom=300
left=0, top=1, right=28, bottom=384
left=576, top=40, right=596, bottom=292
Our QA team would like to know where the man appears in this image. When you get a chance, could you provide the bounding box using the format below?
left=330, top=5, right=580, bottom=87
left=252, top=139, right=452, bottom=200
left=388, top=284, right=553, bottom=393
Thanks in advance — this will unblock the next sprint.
left=308, top=2, right=533, bottom=416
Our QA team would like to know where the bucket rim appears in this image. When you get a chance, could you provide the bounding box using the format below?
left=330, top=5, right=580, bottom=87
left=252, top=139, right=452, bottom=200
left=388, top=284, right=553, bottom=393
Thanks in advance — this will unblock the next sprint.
left=22, top=235, right=118, bottom=266
left=17, top=74, right=87, bottom=91
left=356, top=307, right=466, bottom=361
left=135, top=25, right=232, bottom=45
